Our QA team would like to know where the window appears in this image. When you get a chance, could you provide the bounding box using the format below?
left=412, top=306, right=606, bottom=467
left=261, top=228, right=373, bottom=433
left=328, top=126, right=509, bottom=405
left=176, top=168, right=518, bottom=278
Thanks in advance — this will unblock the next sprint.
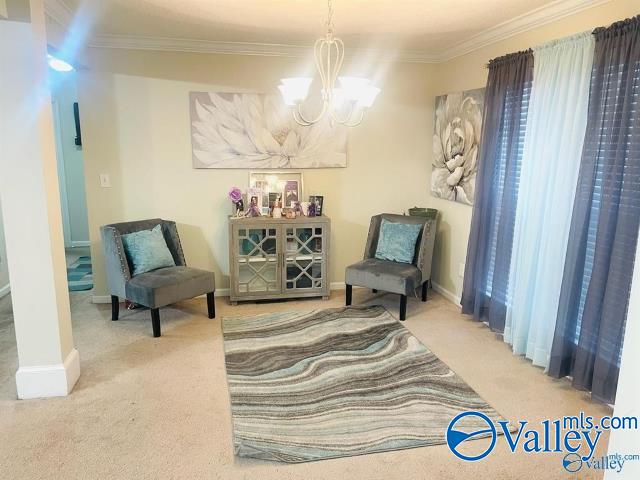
left=573, top=60, right=640, bottom=367
left=485, top=81, right=531, bottom=303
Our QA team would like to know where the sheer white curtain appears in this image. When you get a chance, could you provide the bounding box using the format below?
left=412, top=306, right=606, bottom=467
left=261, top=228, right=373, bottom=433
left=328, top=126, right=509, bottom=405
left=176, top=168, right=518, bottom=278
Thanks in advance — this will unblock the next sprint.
left=504, top=32, right=595, bottom=368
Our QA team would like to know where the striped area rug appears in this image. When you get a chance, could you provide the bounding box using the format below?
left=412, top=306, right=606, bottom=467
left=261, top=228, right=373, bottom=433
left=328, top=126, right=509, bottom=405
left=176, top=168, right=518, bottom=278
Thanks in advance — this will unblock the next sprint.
left=222, top=305, right=510, bottom=463
left=67, top=256, right=93, bottom=291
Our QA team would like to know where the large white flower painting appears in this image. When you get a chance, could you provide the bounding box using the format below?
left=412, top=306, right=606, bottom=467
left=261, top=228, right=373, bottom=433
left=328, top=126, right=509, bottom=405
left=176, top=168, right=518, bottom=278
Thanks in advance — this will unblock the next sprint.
left=432, top=88, right=484, bottom=205
left=190, top=92, right=347, bottom=168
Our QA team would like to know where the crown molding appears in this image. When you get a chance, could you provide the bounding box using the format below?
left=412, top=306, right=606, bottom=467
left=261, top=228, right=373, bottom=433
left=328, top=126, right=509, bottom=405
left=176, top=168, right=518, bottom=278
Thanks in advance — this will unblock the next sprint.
left=43, top=0, right=73, bottom=29
left=435, top=0, right=611, bottom=62
left=88, top=34, right=441, bottom=63
left=90, top=35, right=309, bottom=57
left=48, top=0, right=610, bottom=64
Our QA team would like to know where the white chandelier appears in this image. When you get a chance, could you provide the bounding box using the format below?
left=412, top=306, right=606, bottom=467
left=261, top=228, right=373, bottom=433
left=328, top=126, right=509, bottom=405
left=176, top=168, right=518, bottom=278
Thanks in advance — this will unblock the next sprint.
left=278, top=0, right=381, bottom=127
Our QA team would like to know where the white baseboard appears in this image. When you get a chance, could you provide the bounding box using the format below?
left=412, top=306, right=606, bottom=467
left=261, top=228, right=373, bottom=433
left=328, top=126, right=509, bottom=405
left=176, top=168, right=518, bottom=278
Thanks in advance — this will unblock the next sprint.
left=15, top=348, right=80, bottom=400
left=431, top=281, right=462, bottom=306
left=92, top=283, right=358, bottom=304
left=91, top=295, right=111, bottom=304
left=70, top=241, right=91, bottom=248
left=92, top=288, right=232, bottom=304
left=0, top=283, right=10, bottom=299
left=335, top=280, right=461, bottom=306
left=330, top=282, right=366, bottom=290
left=330, top=282, right=368, bottom=291
left=94, top=283, right=456, bottom=304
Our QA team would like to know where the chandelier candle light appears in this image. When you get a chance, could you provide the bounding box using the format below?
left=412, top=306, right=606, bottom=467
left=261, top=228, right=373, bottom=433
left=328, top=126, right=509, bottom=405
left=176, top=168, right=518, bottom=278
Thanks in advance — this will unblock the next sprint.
left=278, top=0, right=381, bottom=127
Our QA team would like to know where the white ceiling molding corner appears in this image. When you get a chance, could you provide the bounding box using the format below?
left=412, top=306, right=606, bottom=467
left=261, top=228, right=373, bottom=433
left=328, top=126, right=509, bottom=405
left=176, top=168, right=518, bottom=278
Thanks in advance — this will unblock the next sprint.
left=89, top=35, right=312, bottom=58
left=435, top=0, right=611, bottom=62
left=43, top=0, right=73, bottom=29
left=45, top=0, right=612, bottom=64
left=88, top=34, right=441, bottom=63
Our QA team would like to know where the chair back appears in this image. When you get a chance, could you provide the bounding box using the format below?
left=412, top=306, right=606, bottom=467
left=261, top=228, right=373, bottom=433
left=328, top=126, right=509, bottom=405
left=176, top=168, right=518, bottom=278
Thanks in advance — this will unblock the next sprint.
left=100, top=219, right=186, bottom=297
left=363, top=213, right=437, bottom=282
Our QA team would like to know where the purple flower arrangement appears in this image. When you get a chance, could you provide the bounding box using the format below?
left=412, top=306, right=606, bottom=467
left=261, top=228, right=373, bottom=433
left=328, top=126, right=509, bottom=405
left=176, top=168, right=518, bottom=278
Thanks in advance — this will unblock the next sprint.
left=228, top=187, right=242, bottom=203
left=228, top=187, right=244, bottom=216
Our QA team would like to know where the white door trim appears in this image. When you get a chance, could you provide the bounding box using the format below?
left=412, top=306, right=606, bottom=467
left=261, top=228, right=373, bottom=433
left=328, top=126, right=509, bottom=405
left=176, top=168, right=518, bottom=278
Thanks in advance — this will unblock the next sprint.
left=52, top=99, right=72, bottom=249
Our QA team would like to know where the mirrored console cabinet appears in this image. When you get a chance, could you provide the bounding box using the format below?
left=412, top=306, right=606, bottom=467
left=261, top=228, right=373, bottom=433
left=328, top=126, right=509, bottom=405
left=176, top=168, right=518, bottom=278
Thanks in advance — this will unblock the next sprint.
left=228, top=216, right=331, bottom=304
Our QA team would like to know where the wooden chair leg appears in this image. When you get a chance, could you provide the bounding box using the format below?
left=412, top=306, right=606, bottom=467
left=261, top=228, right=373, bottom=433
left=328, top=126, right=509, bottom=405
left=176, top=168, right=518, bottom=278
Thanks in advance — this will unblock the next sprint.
left=151, top=308, right=161, bottom=337
left=111, top=295, right=119, bottom=321
left=206, top=292, right=216, bottom=319
left=346, top=284, right=353, bottom=306
left=422, top=281, right=428, bottom=302
left=399, top=295, right=407, bottom=321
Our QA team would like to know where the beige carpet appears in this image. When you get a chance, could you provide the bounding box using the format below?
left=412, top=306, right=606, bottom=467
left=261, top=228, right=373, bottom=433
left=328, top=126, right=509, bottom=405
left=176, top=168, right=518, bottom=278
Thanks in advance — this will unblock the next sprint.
left=0, top=288, right=612, bottom=479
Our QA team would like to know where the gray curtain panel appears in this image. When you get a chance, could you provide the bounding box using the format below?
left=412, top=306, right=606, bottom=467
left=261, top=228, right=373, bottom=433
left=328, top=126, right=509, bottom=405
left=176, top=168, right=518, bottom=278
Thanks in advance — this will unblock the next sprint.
left=548, top=16, right=640, bottom=404
left=461, top=51, right=534, bottom=332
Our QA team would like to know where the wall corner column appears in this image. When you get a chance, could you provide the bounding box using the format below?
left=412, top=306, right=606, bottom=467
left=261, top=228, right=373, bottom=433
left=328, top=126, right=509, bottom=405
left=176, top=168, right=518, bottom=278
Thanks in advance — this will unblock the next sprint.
left=0, top=0, right=80, bottom=399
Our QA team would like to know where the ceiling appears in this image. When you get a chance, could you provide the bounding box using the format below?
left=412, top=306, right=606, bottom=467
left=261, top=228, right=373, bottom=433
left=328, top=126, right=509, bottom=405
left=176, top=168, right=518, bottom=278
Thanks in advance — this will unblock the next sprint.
left=50, top=0, right=608, bottom=61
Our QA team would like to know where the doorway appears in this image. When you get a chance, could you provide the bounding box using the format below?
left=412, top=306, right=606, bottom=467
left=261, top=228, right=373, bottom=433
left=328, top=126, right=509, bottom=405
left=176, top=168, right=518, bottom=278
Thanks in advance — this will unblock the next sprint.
left=50, top=69, right=93, bottom=292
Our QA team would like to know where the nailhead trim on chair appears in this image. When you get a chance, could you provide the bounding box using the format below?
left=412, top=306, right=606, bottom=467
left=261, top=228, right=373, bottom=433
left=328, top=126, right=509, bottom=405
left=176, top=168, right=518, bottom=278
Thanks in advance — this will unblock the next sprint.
left=113, top=229, right=131, bottom=280
left=417, top=220, right=432, bottom=274
left=173, top=227, right=187, bottom=266
left=363, top=216, right=378, bottom=260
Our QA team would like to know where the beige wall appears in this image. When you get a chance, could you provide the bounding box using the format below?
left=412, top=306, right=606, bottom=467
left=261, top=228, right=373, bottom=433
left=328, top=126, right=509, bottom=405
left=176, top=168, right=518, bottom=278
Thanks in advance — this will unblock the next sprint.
left=78, top=50, right=435, bottom=295
left=78, top=0, right=637, bottom=300
left=3, top=0, right=29, bottom=22
left=428, top=0, right=639, bottom=300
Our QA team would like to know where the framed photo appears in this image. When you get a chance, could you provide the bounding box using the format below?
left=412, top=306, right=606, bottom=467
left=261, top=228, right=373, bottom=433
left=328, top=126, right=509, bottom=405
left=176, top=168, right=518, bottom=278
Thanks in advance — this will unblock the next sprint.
left=268, top=192, right=281, bottom=210
left=253, top=180, right=270, bottom=213
left=309, top=195, right=324, bottom=216
left=249, top=171, right=304, bottom=209
left=284, top=181, right=300, bottom=207
left=247, top=187, right=263, bottom=211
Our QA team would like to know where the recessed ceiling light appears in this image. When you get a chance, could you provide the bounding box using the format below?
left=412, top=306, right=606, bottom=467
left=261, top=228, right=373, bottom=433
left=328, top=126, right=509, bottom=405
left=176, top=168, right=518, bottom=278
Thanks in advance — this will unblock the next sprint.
left=47, top=54, right=74, bottom=72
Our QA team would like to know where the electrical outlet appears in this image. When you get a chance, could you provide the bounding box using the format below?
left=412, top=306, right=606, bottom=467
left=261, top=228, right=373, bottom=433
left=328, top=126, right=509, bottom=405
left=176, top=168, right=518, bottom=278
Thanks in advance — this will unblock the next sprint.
left=458, top=262, right=465, bottom=278
left=99, top=173, right=111, bottom=188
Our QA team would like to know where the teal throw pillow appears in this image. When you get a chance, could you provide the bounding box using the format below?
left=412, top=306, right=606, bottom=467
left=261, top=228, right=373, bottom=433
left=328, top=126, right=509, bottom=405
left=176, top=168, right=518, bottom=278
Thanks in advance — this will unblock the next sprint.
left=374, top=219, right=422, bottom=264
left=121, top=224, right=176, bottom=276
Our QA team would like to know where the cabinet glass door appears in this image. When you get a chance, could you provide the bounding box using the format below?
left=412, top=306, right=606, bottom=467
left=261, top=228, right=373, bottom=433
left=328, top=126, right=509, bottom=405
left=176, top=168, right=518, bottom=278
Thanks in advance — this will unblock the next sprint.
left=283, top=225, right=325, bottom=292
left=235, top=226, right=280, bottom=295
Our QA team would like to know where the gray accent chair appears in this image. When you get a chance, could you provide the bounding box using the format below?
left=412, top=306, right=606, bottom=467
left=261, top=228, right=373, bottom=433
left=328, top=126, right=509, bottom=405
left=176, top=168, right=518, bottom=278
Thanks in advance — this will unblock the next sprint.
left=345, top=213, right=437, bottom=321
left=100, top=219, right=216, bottom=337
